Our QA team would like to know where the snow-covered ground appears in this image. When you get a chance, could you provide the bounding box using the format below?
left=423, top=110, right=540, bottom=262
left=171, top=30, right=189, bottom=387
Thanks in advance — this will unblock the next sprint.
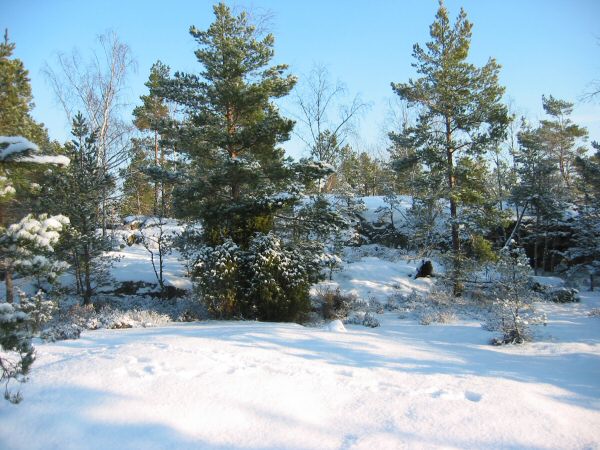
left=1, top=241, right=599, bottom=449
left=314, top=246, right=434, bottom=301
left=1, top=296, right=599, bottom=449
left=105, top=244, right=192, bottom=291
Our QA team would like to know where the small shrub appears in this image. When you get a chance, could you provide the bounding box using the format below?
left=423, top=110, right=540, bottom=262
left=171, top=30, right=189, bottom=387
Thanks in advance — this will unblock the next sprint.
left=345, top=310, right=381, bottom=328
left=370, top=297, right=384, bottom=314
left=314, top=288, right=355, bottom=320
left=17, top=290, right=56, bottom=334
left=65, top=304, right=96, bottom=327
left=41, top=324, right=82, bottom=342
left=545, top=287, right=579, bottom=303
left=0, top=303, right=34, bottom=403
left=419, top=313, right=434, bottom=325
left=588, top=308, right=600, bottom=318
left=420, top=310, right=457, bottom=325
left=489, top=248, right=546, bottom=345
left=427, top=286, right=454, bottom=307
left=92, top=307, right=170, bottom=329
left=362, top=312, right=380, bottom=328
left=385, top=296, right=402, bottom=311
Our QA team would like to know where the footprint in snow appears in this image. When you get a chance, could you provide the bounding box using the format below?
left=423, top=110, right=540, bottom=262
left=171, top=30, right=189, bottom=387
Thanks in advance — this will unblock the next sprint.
left=340, top=434, right=358, bottom=450
left=431, top=389, right=463, bottom=400
left=430, top=389, right=482, bottom=402
left=464, top=391, right=482, bottom=402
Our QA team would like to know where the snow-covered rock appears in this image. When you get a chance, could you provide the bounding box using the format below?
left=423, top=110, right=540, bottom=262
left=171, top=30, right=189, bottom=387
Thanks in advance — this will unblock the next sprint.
left=326, top=319, right=346, bottom=332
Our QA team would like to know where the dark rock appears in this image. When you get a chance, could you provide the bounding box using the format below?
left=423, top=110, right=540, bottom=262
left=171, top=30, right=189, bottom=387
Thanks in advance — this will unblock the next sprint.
left=415, top=260, right=433, bottom=278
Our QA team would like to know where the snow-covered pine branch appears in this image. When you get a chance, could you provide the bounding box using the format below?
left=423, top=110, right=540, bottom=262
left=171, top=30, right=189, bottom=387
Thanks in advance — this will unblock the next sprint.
left=0, top=136, right=69, bottom=166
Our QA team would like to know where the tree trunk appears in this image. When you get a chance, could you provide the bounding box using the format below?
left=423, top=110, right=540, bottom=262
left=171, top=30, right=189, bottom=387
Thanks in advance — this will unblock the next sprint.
left=72, top=251, right=82, bottom=296
left=101, top=185, right=108, bottom=237
left=534, top=211, right=540, bottom=276
left=154, top=129, right=159, bottom=216
left=5, top=269, right=13, bottom=304
left=83, top=246, right=92, bottom=306
left=542, top=229, right=549, bottom=273
left=446, top=119, right=461, bottom=296
left=549, top=237, right=556, bottom=272
left=503, top=201, right=528, bottom=249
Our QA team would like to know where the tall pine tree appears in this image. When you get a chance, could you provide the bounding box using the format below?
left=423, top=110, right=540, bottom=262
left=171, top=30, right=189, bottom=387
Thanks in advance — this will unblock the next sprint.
left=159, top=4, right=325, bottom=321
left=390, top=1, right=509, bottom=294
left=132, top=61, right=172, bottom=215
left=160, top=3, right=296, bottom=244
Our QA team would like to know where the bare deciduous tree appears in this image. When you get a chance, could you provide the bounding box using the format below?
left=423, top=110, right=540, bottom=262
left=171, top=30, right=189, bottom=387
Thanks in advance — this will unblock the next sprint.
left=294, top=64, right=368, bottom=167
left=43, top=31, right=136, bottom=234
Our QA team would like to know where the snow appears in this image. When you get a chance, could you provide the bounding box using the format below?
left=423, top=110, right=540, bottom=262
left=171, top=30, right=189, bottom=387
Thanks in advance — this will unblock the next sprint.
left=19, top=154, right=70, bottom=166
left=359, top=195, right=413, bottom=225
left=105, top=245, right=192, bottom=291
left=2, top=242, right=600, bottom=449
left=326, top=319, right=346, bottom=332
left=313, top=247, right=433, bottom=302
left=1, top=293, right=599, bottom=449
left=0, top=136, right=69, bottom=166
left=532, top=275, right=566, bottom=288
left=0, top=136, right=39, bottom=160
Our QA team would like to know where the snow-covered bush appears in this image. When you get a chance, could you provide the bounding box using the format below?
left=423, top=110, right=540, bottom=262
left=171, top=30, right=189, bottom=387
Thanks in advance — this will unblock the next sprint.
left=17, top=290, right=56, bottom=334
left=54, top=302, right=171, bottom=332
left=345, top=310, right=381, bottom=328
left=41, top=323, right=82, bottom=342
left=244, top=233, right=312, bottom=322
left=195, top=233, right=313, bottom=322
left=1, top=214, right=70, bottom=299
left=545, top=287, right=580, bottom=303
left=45, top=289, right=203, bottom=334
left=490, top=248, right=546, bottom=345
left=588, top=309, right=600, bottom=318
left=0, top=303, right=34, bottom=403
left=386, top=289, right=422, bottom=311
left=419, top=311, right=457, bottom=325
left=64, top=304, right=96, bottom=327
left=362, top=311, right=381, bottom=328
left=90, top=307, right=171, bottom=330
left=195, top=239, right=241, bottom=319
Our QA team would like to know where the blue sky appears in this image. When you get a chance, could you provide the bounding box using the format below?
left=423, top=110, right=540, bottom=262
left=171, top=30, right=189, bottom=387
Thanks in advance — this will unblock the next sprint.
left=2, top=0, right=599, bottom=158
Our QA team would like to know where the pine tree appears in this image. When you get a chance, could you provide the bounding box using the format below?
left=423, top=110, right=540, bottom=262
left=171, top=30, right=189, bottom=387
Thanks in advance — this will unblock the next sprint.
left=160, top=3, right=296, bottom=241
left=0, top=32, right=52, bottom=232
left=512, top=119, right=566, bottom=274
left=119, top=138, right=155, bottom=217
left=538, top=95, right=588, bottom=193
left=0, top=302, right=34, bottom=403
left=132, top=61, right=172, bottom=215
left=563, top=145, right=600, bottom=289
left=0, top=31, right=48, bottom=147
left=159, top=4, right=325, bottom=321
left=41, top=114, right=114, bottom=305
left=390, top=1, right=509, bottom=294
left=0, top=33, right=68, bottom=401
left=1, top=34, right=68, bottom=303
